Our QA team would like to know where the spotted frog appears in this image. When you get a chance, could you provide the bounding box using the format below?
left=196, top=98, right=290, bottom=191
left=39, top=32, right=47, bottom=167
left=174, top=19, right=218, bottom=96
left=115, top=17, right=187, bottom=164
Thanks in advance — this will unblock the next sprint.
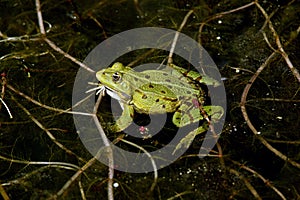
left=96, top=62, right=224, bottom=152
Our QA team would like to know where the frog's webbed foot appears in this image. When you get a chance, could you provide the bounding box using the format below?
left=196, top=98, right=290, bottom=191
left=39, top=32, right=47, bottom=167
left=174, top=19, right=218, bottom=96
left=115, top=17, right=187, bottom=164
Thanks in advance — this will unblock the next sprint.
left=100, top=122, right=120, bottom=133
left=172, top=123, right=208, bottom=155
left=101, top=120, right=132, bottom=133
left=100, top=104, right=134, bottom=133
left=172, top=105, right=224, bottom=154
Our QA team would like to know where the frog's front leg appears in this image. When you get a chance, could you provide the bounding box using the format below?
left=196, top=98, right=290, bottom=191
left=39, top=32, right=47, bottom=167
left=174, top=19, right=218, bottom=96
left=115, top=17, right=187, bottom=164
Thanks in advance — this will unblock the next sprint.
left=110, top=103, right=134, bottom=132
left=173, top=105, right=224, bottom=154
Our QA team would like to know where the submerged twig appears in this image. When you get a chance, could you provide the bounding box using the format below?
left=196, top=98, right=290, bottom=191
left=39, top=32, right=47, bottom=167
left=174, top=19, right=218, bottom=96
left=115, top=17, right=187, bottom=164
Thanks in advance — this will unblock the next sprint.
left=11, top=96, right=86, bottom=163
left=120, top=138, right=158, bottom=195
left=34, top=0, right=94, bottom=73
left=43, top=38, right=95, bottom=73
left=198, top=1, right=256, bottom=44
left=168, top=10, right=194, bottom=65
left=78, top=180, right=86, bottom=200
left=232, top=160, right=286, bottom=200
left=93, top=90, right=114, bottom=200
left=229, top=168, right=262, bottom=200
left=7, top=84, right=94, bottom=116
left=255, top=2, right=300, bottom=82
left=238, top=1, right=300, bottom=171
left=0, top=183, right=10, bottom=200
left=0, top=153, right=80, bottom=172
left=0, top=98, right=13, bottom=119
left=240, top=51, right=300, bottom=169
left=133, top=0, right=143, bottom=17
left=0, top=75, right=11, bottom=117
left=50, top=157, right=97, bottom=200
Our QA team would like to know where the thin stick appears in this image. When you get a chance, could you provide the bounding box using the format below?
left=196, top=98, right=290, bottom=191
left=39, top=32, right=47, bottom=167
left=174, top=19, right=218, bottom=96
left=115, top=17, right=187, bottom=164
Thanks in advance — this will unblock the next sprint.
left=265, top=139, right=300, bottom=145
left=120, top=138, right=158, bottom=195
left=253, top=98, right=300, bottom=103
left=0, top=183, right=10, bottom=200
left=50, top=157, right=97, bottom=199
left=198, top=1, right=255, bottom=44
left=7, top=84, right=93, bottom=116
left=133, top=0, right=143, bottom=17
left=88, top=14, right=108, bottom=39
left=229, top=168, right=262, bottom=200
left=240, top=52, right=300, bottom=169
left=168, top=10, right=194, bottom=65
left=0, top=154, right=80, bottom=170
left=255, top=2, right=300, bottom=82
left=78, top=180, right=86, bottom=200
left=49, top=110, right=115, bottom=199
left=232, top=160, right=286, bottom=200
left=93, top=90, right=114, bottom=200
left=12, top=96, right=86, bottom=163
left=238, top=2, right=300, bottom=169
left=43, top=38, right=94, bottom=73
left=0, top=75, right=7, bottom=113
left=0, top=98, right=13, bottom=118
left=35, top=0, right=94, bottom=73
left=35, top=0, right=45, bottom=35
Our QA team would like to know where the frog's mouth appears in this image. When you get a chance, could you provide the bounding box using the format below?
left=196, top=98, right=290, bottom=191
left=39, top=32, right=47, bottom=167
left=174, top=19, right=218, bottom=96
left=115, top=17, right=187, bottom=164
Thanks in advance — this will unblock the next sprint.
left=103, top=86, right=131, bottom=103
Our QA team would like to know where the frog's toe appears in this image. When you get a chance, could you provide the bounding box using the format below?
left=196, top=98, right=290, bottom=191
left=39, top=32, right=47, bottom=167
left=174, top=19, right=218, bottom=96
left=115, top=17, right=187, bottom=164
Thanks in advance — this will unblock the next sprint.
left=172, top=125, right=208, bottom=155
left=172, top=131, right=197, bottom=155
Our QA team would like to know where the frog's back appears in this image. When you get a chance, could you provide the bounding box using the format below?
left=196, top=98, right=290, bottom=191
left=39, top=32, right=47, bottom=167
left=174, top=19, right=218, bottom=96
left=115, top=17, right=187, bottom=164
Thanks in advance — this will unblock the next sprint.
left=132, top=82, right=180, bottom=114
left=140, top=69, right=202, bottom=97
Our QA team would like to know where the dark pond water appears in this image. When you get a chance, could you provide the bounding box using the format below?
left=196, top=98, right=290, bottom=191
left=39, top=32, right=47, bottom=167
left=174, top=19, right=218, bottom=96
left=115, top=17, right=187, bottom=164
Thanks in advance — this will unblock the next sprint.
left=0, top=0, right=299, bottom=199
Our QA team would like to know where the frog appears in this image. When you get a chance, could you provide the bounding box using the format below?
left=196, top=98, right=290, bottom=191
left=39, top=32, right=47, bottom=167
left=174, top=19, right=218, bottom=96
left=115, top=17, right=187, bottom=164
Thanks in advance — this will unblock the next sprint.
left=96, top=62, right=224, bottom=153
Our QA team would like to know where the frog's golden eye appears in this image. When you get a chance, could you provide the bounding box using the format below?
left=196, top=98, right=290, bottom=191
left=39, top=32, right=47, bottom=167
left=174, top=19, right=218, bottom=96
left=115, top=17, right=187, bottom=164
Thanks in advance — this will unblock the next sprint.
left=112, top=72, right=121, bottom=82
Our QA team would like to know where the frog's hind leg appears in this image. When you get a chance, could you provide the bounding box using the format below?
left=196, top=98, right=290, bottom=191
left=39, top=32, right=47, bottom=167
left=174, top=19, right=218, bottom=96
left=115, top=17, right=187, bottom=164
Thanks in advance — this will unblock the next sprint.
left=172, top=105, right=224, bottom=154
left=110, top=105, right=134, bottom=132
left=173, top=122, right=209, bottom=154
left=203, top=105, right=224, bottom=123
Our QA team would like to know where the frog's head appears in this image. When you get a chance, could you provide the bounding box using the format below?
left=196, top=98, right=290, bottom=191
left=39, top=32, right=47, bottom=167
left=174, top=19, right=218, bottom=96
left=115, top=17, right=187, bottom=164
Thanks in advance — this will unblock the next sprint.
left=96, top=62, right=133, bottom=101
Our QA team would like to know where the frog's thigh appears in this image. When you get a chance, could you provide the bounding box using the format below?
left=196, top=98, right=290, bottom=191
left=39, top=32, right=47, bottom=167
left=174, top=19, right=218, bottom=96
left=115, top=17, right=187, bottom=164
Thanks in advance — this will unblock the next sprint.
left=172, top=103, right=204, bottom=127
left=113, top=105, right=134, bottom=132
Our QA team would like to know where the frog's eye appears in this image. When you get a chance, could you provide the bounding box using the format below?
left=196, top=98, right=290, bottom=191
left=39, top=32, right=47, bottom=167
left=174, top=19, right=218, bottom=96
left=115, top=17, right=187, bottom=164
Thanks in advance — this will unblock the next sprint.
left=112, top=72, right=121, bottom=82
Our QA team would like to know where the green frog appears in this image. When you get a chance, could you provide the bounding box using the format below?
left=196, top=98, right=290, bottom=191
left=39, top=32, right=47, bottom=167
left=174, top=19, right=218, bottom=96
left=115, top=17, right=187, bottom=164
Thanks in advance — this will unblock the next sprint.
left=96, top=62, right=224, bottom=152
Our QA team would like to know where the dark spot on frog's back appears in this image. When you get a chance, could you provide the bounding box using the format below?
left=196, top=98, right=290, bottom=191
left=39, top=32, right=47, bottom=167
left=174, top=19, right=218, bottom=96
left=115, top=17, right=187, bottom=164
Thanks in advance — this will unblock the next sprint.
left=162, top=72, right=168, bottom=76
left=148, top=84, right=154, bottom=88
left=161, top=90, right=166, bottom=94
left=179, top=82, right=185, bottom=86
left=167, top=85, right=172, bottom=89
left=145, top=75, right=150, bottom=79
left=142, top=94, right=147, bottom=99
left=184, top=101, right=193, bottom=107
